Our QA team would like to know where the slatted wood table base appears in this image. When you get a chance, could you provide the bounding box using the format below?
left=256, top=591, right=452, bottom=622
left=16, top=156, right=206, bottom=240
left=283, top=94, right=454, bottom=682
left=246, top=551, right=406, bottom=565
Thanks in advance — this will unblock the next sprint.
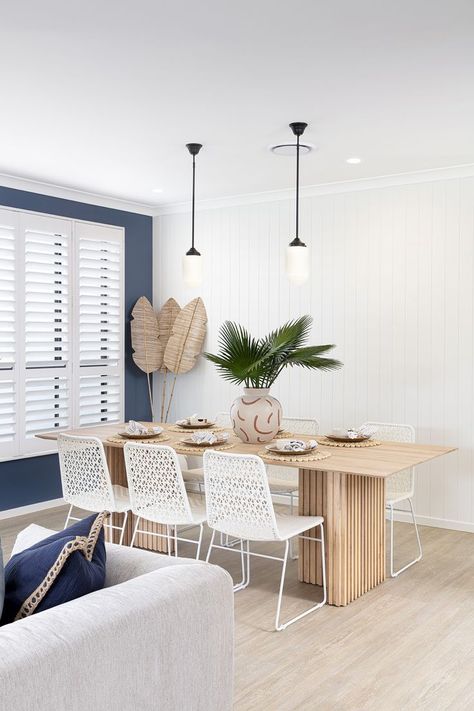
left=298, top=468, right=385, bottom=606
left=105, top=445, right=172, bottom=553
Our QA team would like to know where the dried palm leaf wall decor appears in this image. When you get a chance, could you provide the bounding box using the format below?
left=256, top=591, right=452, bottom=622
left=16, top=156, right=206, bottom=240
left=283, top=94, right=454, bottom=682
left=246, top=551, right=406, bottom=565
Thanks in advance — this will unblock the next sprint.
left=130, top=296, right=163, bottom=419
left=163, top=297, right=208, bottom=421
left=130, top=296, right=207, bottom=422
left=157, top=297, right=181, bottom=420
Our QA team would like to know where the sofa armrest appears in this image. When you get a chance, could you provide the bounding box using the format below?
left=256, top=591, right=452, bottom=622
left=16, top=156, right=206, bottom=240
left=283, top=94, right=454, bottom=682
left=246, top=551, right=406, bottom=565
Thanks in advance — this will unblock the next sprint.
left=0, top=563, right=233, bottom=711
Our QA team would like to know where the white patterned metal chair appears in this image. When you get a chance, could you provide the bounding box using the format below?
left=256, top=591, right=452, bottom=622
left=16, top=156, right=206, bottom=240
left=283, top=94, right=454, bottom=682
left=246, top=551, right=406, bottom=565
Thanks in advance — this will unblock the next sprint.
left=362, top=421, right=422, bottom=577
left=123, top=443, right=206, bottom=559
left=57, top=434, right=131, bottom=544
left=203, top=450, right=326, bottom=631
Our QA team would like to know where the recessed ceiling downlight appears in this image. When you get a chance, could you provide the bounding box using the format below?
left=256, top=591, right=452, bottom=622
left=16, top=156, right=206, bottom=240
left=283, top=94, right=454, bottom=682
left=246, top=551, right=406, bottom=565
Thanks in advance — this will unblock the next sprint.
left=346, top=157, right=361, bottom=164
left=270, top=142, right=314, bottom=156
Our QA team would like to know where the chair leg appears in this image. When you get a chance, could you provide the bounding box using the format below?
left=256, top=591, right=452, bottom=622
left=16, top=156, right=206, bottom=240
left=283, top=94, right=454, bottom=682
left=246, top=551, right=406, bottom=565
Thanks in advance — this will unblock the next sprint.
left=389, top=499, right=423, bottom=577
left=206, top=529, right=217, bottom=562
left=289, top=492, right=299, bottom=560
left=195, top=523, right=204, bottom=560
left=64, top=504, right=74, bottom=529
left=233, top=539, right=250, bottom=592
left=118, top=510, right=129, bottom=546
left=130, top=516, right=140, bottom=548
left=275, top=523, right=327, bottom=632
left=174, top=526, right=178, bottom=557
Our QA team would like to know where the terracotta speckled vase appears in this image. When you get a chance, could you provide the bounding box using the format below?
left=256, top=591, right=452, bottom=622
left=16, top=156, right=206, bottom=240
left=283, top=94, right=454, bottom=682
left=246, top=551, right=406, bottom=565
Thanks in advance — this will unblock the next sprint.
left=230, top=387, right=282, bottom=444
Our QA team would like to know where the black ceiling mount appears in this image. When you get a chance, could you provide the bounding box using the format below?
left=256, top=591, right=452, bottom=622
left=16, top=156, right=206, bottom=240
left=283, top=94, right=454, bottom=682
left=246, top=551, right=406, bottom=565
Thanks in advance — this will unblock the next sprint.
left=289, top=122, right=308, bottom=137
left=186, top=143, right=203, bottom=156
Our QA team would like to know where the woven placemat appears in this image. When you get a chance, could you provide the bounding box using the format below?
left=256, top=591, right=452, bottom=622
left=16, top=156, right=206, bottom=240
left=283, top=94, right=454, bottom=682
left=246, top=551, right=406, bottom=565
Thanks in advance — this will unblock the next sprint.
left=165, top=424, right=227, bottom=434
left=173, top=442, right=235, bottom=455
left=107, top=434, right=171, bottom=445
left=317, top=437, right=381, bottom=448
left=258, top=449, right=331, bottom=463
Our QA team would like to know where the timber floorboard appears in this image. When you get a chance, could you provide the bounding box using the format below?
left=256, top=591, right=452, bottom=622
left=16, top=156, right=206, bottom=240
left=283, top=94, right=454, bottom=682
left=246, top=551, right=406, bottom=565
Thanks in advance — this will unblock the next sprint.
left=1, top=506, right=473, bottom=711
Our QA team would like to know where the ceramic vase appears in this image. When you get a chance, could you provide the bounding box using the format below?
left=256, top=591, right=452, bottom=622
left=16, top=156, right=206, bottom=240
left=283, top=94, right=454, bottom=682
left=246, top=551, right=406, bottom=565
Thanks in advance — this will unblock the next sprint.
left=230, top=387, right=282, bottom=444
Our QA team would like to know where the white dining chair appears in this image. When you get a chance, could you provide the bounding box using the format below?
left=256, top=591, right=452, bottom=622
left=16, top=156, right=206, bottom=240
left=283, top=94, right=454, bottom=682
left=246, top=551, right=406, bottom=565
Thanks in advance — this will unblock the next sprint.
left=362, top=421, right=422, bottom=577
left=57, top=433, right=131, bottom=544
left=203, top=450, right=326, bottom=631
left=123, top=442, right=206, bottom=559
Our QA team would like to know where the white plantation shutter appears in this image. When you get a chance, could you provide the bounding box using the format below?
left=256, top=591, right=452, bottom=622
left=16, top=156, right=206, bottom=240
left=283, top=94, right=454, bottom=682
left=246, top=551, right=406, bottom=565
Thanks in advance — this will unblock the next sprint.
left=79, top=373, right=121, bottom=426
left=75, top=222, right=124, bottom=428
left=79, top=231, right=121, bottom=366
left=0, top=380, right=16, bottom=458
left=24, top=226, right=69, bottom=367
left=0, top=209, right=124, bottom=461
left=0, top=213, right=16, bottom=370
left=24, top=374, right=69, bottom=436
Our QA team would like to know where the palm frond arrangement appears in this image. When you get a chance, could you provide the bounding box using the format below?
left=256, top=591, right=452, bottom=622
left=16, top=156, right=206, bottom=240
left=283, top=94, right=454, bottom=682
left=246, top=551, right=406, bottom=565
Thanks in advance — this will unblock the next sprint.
left=130, top=296, right=207, bottom=421
left=204, top=315, right=342, bottom=388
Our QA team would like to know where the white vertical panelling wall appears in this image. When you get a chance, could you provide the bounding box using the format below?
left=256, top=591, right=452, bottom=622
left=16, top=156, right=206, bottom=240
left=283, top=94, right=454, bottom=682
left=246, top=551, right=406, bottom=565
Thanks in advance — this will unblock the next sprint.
left=154, top=176, right=474, bottom=532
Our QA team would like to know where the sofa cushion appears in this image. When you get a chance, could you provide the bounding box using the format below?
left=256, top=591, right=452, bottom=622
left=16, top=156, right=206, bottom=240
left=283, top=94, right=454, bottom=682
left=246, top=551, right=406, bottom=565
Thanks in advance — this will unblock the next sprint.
left=1, top=512, right=107, bottom=625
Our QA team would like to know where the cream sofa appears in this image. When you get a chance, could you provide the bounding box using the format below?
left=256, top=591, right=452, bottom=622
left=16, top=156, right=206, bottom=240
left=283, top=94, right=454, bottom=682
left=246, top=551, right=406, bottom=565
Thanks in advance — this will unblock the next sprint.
left=0, top=525, right=234, bottom=711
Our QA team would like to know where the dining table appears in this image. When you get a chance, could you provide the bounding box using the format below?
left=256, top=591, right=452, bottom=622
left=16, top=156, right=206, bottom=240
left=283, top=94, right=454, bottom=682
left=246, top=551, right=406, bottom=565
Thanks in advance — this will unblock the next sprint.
left=38, top=422, right=455, bottom=606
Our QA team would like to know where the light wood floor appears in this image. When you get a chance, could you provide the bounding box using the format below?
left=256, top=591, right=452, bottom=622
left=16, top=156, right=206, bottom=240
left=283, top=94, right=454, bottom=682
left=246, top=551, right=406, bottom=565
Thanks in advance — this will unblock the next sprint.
left=1, top=507, right=473, bottom=711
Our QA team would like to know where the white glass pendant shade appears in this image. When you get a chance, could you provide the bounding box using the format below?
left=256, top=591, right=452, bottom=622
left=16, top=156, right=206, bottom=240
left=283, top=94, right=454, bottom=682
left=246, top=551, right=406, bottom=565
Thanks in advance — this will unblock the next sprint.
left=182, top=252, right=203, bottom=287
left=286, top=243, right=309, bottom=285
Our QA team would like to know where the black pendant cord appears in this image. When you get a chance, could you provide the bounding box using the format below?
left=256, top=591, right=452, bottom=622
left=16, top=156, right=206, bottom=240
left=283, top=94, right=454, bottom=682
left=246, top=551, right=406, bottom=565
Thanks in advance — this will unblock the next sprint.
left=288, top=122, right=307, bottom=248
left=295, top=131, right=300, bottom=240
left=185, top=142, right=203, bottom=256
left=191, top=153, right=196, bottom=251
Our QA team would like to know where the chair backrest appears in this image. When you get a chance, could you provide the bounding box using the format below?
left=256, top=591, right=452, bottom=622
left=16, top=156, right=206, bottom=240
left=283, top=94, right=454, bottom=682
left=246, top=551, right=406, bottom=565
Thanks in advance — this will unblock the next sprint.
left=204, top=450, right=280, bottom=541
left=123, top=443, right=194, bottom=524
left=57, top=434, right=116, bottom=510
left=281, top=417, right=319, bottom=436
left=362, top=421, right=416, bottom=499
left=264, top=417, right=319, bottom=483
left=215, top=411, right=232, bottom=427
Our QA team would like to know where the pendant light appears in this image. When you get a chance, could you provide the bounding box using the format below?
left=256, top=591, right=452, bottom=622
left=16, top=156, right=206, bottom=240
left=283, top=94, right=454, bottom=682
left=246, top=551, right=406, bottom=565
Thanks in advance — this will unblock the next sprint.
left=286, top=122, right=309, bottom=285
left=182, top=142, right=203, bottom=287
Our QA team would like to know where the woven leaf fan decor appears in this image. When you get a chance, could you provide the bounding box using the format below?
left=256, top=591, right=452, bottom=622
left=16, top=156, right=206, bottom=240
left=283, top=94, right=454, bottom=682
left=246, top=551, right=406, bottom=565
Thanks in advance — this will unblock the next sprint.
left=130, top=296, right=162, bottom=419
left=157, top=298, right=181, bottom=420
left=163, top=297, right=208, bottom=420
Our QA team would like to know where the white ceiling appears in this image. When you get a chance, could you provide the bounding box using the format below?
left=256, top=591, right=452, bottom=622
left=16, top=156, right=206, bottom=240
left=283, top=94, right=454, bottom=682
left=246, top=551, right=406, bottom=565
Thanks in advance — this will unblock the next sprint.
left=1, top=1, right=473, bottom=208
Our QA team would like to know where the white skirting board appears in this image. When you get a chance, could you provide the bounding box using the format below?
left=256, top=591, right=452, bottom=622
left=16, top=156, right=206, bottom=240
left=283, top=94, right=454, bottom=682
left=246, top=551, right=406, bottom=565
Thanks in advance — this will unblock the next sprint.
left=0, top=498, right=65, bottom=521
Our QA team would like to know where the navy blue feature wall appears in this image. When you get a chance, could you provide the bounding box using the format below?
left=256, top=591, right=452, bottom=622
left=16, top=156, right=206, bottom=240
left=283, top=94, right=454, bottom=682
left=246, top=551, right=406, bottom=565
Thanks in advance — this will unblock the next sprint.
left=0, top=186, right=153, bottom=512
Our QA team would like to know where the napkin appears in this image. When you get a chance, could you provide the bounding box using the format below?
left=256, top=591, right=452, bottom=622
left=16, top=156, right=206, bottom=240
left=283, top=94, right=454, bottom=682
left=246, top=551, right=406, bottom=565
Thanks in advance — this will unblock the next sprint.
left=346, top=425, right=378, bottom=439
left=126, top=420, right=162, bottom=435
left=176, top=414, right=208, bottom=426
left=191, top=431, right=223, bottom=445
left=275, top=439, right=317, bottom=452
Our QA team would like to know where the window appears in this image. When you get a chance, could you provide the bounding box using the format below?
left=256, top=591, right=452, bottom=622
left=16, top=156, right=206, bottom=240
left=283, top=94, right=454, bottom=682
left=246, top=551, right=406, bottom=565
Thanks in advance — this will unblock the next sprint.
left=0, top=208, right=124, bottom=460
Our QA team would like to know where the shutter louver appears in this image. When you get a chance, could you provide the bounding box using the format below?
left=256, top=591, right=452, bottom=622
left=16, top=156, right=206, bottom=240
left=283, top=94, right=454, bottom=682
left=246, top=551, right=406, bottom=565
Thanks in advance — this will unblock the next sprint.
left=79, top=237, right=121, bottom=366
left=0, top=223, right=16, bottom=370
left=79, top=373, right=121, bottom=426
left=25, top=229, right=69, bottom=368
left=0, top=380, right=15, bottom=443
left=25, top=375, right=69, bottom=436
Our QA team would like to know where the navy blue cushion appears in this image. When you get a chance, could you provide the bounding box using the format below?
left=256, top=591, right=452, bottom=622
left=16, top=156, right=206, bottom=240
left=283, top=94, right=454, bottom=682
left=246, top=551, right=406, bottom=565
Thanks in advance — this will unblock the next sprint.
left=1, top=513, right=107, bottom=625
left=0, top=541, right=4, bottom=619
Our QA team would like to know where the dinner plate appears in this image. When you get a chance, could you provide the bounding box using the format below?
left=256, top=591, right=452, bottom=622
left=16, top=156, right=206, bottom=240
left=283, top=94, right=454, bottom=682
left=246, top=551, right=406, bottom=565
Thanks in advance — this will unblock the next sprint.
left=177, top=421, right=215, bottom=429
left=325, top=434, right=371, bottom=443
left=118, top=431, right=163, bottom=439
left=180, top=436, right=227, bottom=446
left=265, top=444, right=316, bottom=455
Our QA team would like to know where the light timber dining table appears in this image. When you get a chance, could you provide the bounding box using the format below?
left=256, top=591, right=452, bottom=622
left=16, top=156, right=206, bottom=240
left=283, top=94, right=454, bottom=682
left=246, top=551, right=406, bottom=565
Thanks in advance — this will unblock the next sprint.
left=38, top=422, right=455, bottom=607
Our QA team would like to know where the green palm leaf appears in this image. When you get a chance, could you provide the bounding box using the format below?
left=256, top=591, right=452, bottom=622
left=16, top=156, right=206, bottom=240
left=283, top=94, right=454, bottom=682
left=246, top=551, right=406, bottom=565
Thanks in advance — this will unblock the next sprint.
left=204, top=316, right=342, bottom=387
